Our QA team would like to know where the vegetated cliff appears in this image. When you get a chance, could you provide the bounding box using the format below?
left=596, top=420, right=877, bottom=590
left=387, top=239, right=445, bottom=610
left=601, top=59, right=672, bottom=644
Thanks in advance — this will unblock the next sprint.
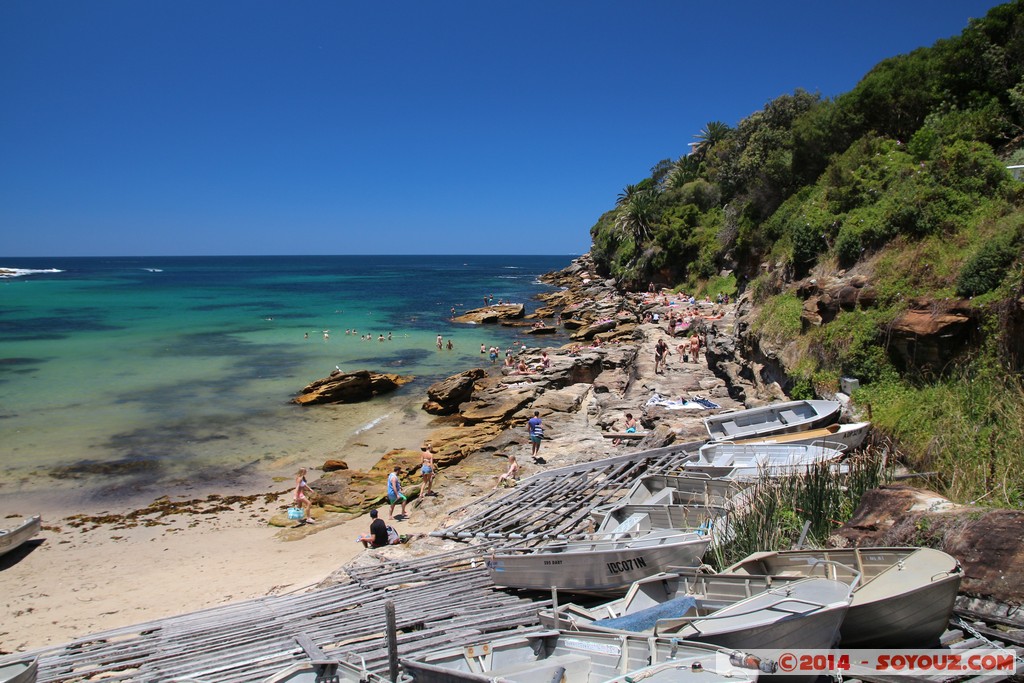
left=586, top=0, right=1024, bottom=504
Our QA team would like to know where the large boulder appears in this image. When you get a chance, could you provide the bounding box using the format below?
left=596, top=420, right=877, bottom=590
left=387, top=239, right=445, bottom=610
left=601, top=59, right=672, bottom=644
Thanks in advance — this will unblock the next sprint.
left=459, top=384, right=540, bottom=423
left=453, top=304, right=525, bottom=324
left=293, top=369, right=414, bottom=405
left=423, top=368, right=488, bottom=415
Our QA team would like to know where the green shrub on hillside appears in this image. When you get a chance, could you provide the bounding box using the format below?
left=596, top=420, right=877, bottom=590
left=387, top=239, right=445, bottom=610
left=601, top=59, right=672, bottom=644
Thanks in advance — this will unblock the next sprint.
left=956, top=220, right=1023, bottom=296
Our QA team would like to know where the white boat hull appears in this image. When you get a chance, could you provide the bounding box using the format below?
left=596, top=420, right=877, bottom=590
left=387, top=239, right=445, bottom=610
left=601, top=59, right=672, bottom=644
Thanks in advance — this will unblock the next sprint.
left=487, top=529, right=711, bottom=593
left=400, top=630, right=765, bottom=683
left=704, top=400, right=841, bottom=441
left=0, top=516, right=41, bottom=557
left=722, top=547, right=963, bottom=648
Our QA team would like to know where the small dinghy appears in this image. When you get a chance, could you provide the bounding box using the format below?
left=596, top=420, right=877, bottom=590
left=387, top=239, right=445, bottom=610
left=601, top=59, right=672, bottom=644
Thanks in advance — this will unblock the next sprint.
left=487, top=528, right=711, bottom=594
left=400, top=629, right=774, bottom=682
left=704, top=400, right=841, bottom=441
left=686, top=443, right=846, bottom=480
left=263, top=658, right=404, bottom=682
left=0, top=516, right=41, bottom=557
left=540, top=572, right=853, bottom=651
left=0, top=657, right=37, bottom=683
left=721, top=546, right=963, bottom=647
left=613, top=475, right=747, bottom=508
left=726, top=421, right=871, bottom=451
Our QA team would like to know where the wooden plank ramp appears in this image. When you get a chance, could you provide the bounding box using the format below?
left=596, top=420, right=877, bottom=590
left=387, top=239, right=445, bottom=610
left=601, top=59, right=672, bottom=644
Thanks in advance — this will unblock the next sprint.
left=20, top=543, right=546, bottom=682
left=431, top=442, right=701, bottom=542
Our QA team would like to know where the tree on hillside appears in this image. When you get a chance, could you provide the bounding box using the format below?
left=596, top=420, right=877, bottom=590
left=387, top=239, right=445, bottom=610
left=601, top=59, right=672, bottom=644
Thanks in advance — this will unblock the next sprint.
left=616, top=183, right=643, bottom=207
left=692, top=121, right=732, bottom=161
left=615, top=191, right=658, bottom=245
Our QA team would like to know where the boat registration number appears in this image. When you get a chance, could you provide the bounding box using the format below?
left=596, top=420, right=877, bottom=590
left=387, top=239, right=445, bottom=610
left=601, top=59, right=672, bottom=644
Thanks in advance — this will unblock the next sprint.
left=607, top=556, right=648, bottom=574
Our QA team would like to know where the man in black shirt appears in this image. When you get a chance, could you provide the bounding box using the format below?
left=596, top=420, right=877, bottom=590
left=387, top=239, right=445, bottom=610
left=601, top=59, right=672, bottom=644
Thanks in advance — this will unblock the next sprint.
left=359, top=509, right=389, bottom=548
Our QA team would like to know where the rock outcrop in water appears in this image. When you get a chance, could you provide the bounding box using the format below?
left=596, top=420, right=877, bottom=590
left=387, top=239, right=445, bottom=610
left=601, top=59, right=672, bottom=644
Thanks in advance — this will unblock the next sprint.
left=292, top=369, right=414, bottom=406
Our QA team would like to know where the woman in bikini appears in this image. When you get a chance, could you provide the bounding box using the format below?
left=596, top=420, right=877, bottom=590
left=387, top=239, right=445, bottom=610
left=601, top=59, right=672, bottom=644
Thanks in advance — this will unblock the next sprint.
left=420, top=444, right=436, bottom=497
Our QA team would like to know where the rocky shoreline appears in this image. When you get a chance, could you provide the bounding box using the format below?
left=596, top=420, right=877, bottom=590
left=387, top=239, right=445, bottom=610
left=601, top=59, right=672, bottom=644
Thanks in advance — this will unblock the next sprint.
left=298, top=253, right=1024, bottom=614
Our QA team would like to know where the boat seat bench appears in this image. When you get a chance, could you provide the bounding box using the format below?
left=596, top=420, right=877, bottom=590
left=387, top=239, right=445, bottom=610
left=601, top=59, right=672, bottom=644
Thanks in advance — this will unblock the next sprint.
left=490, top=653, right=591, bottom=678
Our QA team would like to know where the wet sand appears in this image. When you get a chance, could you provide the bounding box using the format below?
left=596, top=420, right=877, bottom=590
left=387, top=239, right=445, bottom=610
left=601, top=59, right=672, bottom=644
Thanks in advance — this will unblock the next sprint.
left=0, top=399, right=443, bottom=654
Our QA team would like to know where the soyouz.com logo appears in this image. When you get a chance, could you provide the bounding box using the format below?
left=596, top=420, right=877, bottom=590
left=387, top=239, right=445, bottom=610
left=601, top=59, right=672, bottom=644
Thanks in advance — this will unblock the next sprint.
left=717, top=649, right=1017, bottom=677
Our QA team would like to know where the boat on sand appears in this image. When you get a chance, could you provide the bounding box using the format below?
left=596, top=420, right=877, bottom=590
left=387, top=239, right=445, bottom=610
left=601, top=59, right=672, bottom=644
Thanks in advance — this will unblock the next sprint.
left=539, top=572, right=853, bottom=650
left=486, top=528, right=711, bottom=593
left=720, top=546, right=963, bottom=647
left=400, top=629, right=773, bottom=682
left=0, top=516, right=41, bottom=557
left=0, top=657, right=37, bottom=683
left=704, top=400, right=841, bottom=441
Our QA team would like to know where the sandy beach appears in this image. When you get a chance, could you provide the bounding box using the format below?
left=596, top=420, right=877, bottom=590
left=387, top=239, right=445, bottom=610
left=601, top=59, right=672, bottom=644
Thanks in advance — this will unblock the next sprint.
left=0, top=476, right=458, bottom=654
left=0, top=402, right=446, bottom=655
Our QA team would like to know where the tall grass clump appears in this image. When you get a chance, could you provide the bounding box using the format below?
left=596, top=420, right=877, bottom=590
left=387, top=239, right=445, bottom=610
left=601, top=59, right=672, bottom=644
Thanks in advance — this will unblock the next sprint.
left=708, top=452, right=892, bottom=569
left=855, top=363, right=1024, bottom=505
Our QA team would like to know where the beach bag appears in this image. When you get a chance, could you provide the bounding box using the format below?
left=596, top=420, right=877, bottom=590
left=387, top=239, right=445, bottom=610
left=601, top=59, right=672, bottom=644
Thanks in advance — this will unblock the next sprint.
left=532, top=427, right=544, bottom=438
left=287, top=507, right=304, bottom=520
left=387, top=525, right=400, bottom=545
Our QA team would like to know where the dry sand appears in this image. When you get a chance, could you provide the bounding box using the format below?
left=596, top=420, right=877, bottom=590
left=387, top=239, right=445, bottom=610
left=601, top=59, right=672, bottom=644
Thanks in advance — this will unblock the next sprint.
left=0, top=481, right=455, bottom=654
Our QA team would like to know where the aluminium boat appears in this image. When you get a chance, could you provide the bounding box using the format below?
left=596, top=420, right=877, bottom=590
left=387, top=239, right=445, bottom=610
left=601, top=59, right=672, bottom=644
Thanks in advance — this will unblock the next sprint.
left=720, top=546, right=962, bottom=647
left=400, top=629, right=772, bottom=682
left=704, top=400, right=841, bottom=441
left=539, top=572, right=852, bottom=651
left=0, top=516, right=41, bottom=558
left=486, top=528, right=711, bottom=594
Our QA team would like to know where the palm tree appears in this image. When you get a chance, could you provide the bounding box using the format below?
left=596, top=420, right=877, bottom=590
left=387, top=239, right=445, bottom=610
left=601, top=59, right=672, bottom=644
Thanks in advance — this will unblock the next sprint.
left=615, top=191, right=657, bottom=244
left=692, top=121, right=731, bottom=160
left=616, top=183, right=642, bottom=207
left=663, top=155, right=701, bottom=190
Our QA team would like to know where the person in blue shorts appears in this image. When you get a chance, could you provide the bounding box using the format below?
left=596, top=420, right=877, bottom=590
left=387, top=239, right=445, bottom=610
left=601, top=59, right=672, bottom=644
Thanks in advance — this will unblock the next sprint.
left=528, top=411, right=543, bottom=457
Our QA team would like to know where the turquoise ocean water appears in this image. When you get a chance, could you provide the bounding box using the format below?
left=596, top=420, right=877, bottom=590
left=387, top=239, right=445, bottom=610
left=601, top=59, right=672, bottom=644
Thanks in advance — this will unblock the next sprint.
left=0, top=255, right=572, bottom=510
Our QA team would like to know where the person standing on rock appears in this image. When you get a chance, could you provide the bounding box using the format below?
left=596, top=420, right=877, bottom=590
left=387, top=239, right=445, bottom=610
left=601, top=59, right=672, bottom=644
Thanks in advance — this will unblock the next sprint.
left=528, top=411, right=544, bottom=458
left=420, top=444, right=437, bottom=497
left=654, top=338, right=670, bottom=374
left=387, top=466, right=408, bottom=519
left=689, top=333, right=701, bottom=363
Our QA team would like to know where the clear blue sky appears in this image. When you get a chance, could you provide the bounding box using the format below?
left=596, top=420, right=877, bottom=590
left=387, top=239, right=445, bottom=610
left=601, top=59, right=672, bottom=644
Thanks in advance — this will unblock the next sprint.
left=0, top=1, right=1007, bottom=257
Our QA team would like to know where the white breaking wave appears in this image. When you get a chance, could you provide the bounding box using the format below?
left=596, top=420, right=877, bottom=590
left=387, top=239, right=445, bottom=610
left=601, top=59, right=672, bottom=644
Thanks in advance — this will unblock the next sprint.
left=354, top=413, right=391, bottom=434
left=143, top=268, right=163, bottom=272
left=0, top=267, right=64, bottom=278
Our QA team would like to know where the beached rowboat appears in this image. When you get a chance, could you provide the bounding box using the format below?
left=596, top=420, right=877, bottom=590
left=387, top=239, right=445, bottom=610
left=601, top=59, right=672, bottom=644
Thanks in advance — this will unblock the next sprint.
left=540, top=572, right=853, bottom=651
left=0, top=657, right=37, bottom=683
left=400, top=629, right=773, bottom=682
left=486, top=528, right=711, bottom=593
left=704, top=400, right=841, bottom=441
left=725, top=420, right=871, bottom=451
left=263, top=659, right=405, bottom=682
left=720, top=546, right=963, bottom=647
left=686, top=443, right=846, bottom=480
left=591, top=502, right=725, bottom=535
left=613, top=475, right=748, bottom=509
left=0, top=516, right=41, bottom=557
